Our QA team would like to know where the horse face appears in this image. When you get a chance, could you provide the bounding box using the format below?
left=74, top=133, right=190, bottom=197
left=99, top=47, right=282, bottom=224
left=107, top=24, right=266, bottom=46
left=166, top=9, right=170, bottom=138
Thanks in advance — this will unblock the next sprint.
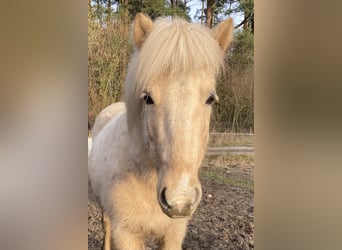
left=128, top=13, right=234, bottom=219
left=141, top=75, right=217, bottom=218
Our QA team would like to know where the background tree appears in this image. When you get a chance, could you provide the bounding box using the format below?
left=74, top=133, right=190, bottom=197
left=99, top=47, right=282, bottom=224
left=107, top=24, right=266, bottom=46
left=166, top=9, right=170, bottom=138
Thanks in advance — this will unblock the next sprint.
left=205, top=0, right=215, bottom=27
left=231, top=0, right=254, bottom=33
left=194, top=0, right=254, bottom=31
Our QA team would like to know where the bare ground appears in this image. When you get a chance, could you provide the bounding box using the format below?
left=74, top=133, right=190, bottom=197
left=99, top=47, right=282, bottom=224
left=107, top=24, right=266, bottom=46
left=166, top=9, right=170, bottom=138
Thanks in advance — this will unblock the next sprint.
left=88, top=153, right=254, bottom=250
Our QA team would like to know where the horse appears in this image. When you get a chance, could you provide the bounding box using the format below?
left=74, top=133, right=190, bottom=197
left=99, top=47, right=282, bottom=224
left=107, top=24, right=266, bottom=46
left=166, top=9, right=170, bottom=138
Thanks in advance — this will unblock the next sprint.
left=88, top=13, right=233, bottom=250
left=91, top=102, right=126, bottom=139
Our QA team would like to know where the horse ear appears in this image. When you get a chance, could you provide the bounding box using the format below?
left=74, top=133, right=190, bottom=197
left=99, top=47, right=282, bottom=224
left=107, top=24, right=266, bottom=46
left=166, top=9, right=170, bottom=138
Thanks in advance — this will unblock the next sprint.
left=133, top=13, right=154, bottom=50
left=211, top=18, right=234, bottom=51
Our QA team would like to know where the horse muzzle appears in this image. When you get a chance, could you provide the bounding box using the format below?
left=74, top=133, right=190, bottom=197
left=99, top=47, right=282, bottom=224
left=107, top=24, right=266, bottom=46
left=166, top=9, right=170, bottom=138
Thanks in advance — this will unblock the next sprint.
left=158, top=186, right=201, bottom=218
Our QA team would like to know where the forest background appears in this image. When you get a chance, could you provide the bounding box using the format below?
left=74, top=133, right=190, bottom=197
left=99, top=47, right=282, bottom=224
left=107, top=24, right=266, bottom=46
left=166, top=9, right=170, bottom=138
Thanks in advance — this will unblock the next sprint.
left=88, top=0, right=254, bottom=132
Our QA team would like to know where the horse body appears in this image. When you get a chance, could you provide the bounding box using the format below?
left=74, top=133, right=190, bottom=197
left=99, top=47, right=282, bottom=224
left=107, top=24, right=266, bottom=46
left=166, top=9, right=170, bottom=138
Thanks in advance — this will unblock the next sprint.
left=89, top=13, right=233, bottom=250
left=91, top=102, right=126, bottom=139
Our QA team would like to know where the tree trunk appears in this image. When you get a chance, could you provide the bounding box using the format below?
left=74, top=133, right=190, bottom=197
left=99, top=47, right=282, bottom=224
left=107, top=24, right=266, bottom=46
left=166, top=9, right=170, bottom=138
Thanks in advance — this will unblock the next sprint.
left=95, top=0, right=101, bottom=17
left=171, top=0, right=176, bottom=18
left=201, top=0, right=204, bottom=24
left=121, top=0, right=129, bottom=34
left=107, top=0, right=112, bottom=27
left=206, top=0, right=215, bottom=28
left=243, top=17, right=247, bottom=30
left=119, top=0, right=129, bottom=82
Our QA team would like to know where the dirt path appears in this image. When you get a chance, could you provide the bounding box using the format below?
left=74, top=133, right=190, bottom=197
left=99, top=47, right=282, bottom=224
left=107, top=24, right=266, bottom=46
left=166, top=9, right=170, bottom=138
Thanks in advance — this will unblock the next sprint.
left=88, top=154, right=254, bottom=250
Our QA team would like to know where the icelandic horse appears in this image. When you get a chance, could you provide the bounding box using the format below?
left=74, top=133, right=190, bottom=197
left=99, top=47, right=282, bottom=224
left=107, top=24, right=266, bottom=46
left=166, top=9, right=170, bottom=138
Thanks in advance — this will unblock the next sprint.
left=88, top=13, right=233, bottom=250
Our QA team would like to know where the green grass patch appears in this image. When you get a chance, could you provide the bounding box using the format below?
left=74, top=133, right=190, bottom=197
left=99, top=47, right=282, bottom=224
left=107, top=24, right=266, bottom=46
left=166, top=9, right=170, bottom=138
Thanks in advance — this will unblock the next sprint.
left=204, top=154, right=255, bottom=167
left=200, top=169, right=254, bottom=189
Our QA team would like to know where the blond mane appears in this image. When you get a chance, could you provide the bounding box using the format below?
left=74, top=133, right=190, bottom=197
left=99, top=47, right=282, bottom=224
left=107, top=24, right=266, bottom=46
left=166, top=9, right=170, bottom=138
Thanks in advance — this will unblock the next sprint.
left=125, top=17, right=225, bottom=132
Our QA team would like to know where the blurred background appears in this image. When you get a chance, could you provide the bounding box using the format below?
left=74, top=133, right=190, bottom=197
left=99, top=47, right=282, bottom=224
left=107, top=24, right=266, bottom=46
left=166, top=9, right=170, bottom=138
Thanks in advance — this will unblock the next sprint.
left=1, top=0, right=342, bottom=250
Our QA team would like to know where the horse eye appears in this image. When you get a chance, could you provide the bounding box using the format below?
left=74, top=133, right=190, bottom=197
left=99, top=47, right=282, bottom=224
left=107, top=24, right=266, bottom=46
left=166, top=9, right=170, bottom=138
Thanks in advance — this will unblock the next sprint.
left=143, top=94, right=154, bottom=105
left=205, top=94, right=217, bottom=105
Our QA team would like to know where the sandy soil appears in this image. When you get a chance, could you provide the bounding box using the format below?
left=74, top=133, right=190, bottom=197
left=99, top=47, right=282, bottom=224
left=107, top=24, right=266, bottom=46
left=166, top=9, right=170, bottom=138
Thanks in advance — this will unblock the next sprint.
left=88, top=154, right=254, bottom=250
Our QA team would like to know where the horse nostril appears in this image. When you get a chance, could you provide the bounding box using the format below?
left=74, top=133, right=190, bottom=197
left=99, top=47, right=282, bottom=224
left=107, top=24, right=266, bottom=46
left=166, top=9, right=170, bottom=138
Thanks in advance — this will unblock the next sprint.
left=158, top=186, right=201, bottom=218
left=159, top=187, right=171, bottom=212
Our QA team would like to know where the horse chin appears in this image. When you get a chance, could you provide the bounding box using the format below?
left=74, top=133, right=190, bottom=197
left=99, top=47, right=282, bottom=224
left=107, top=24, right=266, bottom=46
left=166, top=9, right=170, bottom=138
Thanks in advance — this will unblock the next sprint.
left=159, top=205, right=192, bottom=219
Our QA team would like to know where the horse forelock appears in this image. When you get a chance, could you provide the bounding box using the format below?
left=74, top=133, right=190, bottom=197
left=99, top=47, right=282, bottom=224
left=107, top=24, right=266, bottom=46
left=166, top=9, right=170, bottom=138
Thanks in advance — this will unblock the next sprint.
left=125, top=17, right=224, bottom=132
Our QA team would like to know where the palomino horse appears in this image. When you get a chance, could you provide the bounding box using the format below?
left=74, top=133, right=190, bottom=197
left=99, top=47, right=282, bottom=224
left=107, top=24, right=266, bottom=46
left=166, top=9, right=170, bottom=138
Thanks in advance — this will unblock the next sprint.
left=88, top=13, right=233, bottom=250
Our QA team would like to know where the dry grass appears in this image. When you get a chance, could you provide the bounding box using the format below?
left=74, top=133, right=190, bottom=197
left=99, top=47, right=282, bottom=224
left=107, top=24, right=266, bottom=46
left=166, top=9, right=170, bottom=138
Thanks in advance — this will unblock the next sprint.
left=211, top=62, right=254, bottom=132
left=209, top=133, right=254, bottom=147
left=88, top=13, right=131, bottom=122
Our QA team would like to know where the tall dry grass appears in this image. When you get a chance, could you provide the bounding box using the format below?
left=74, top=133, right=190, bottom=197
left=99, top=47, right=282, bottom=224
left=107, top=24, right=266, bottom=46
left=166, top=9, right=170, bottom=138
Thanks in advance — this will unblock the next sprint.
left=88, top=13, right=131, bottom=126
left=211, top=62, right=254, bottom=132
